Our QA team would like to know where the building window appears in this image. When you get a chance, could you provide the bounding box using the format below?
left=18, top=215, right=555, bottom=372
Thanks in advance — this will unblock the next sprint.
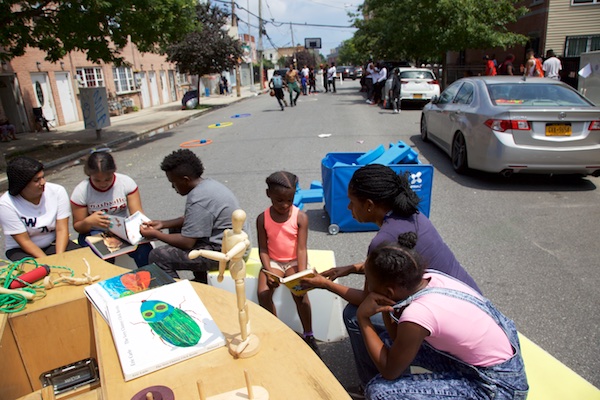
left=571, top=0, right=599, bottom=4
left=76, top=67, right=104, bottom=87
left=565, top=35, right=600, bottom=57
left=113, top=66, right=135, bottom=93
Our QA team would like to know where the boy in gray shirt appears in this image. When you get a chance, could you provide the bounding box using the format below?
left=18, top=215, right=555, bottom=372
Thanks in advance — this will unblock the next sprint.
left=141, top=149, right=244, bottom=283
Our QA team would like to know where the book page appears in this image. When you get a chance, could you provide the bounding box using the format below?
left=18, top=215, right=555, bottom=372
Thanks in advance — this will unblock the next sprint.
left=124, top=211, right=151, bottom=245
left=107, top=215, right=129, bottom=242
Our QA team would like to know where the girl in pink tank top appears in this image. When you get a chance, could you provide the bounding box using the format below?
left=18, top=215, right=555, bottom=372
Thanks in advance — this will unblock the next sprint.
left=256, top=171, right=320, bottom=356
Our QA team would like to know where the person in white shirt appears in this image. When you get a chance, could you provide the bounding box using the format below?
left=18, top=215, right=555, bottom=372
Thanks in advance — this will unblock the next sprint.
left=0, top=157, right=79, bottom=261
left=542, top=49, right=562, bottom=80
left=372, top=63, right=387, bottom=106
left=328, top=63, right=337, bottom=93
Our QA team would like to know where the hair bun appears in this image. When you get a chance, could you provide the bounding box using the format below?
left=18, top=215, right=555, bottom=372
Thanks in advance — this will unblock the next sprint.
left=396, top=231, right=417, bottom=249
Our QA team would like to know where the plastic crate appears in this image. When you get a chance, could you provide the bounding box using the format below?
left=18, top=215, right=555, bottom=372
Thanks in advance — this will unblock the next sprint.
left=321, top=144, right=433, bottom=234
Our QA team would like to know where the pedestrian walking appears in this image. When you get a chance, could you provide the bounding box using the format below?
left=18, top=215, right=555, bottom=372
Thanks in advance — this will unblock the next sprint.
left=542, top=49, right=562, bottom=80
left=269, top=71, right=285, bottom=111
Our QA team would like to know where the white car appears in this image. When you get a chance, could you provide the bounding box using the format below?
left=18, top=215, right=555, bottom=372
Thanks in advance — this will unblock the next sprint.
left=383, top=68, right=441, bottom=108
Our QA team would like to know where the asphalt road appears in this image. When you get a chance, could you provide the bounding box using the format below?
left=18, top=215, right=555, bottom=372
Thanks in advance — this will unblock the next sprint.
left=3, top=80, right=599, bottom=390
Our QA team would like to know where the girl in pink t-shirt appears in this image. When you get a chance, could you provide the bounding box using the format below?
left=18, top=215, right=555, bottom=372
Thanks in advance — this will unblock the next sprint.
left=256, top=171, right=319, bottom=356
left=357, top=232, right=528, bottom=399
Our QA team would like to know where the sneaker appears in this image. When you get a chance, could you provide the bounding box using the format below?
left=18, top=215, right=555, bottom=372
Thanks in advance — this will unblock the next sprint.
left=294, top=99, right=298, bottom=106
left=393, top=109, right=399, bottom=113
left=347, top=384, right=365, bottom=399
left=365, top=99, right=372, bottom=104
left=281, top=106, right=284, bottom=111
left=303, top=335, right=321, bottom=357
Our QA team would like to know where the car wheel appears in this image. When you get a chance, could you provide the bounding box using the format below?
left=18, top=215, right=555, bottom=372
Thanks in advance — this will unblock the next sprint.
left=420, top=115, right=429, bottom=142
left=451, top=132, right=468, bottom=173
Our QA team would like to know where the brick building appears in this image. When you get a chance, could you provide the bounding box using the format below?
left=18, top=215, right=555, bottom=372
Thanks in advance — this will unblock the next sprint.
left=0, top=42, right=191, bottom=134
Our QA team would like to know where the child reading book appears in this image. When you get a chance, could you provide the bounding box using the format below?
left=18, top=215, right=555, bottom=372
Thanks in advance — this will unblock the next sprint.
left=256, top=171, right=320, bottom=356
left=70, top=151, right=152, bottom=267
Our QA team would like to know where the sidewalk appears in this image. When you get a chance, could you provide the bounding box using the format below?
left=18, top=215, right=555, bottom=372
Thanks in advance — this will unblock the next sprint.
left=0, top=84, right=266, bottom=190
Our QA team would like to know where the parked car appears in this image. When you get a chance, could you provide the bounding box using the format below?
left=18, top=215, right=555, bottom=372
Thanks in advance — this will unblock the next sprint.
left=383, top=67, right=441, bottom=108
left=420, top=76, right=600, bottom=176
left=349, top=66, right=363, bottom=80
left=336, top=65, right=352, bottom=80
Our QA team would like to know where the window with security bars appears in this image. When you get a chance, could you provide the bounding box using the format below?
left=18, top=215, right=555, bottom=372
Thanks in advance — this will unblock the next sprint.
left=565, top=35, right=600, bottom=57
left=76, top=67, right=105, bottom=87
left=113, top=67, right=135, bottom=93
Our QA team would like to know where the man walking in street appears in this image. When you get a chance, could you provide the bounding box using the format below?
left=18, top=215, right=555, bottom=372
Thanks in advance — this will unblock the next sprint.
left=285, top=64, right=301, bottom=106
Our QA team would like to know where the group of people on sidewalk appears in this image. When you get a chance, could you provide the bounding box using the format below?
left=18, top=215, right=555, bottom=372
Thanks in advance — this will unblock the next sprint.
left=484, top=49, right=562, bottom=80
left=363, top=60, right=402, bottom=114
left=1, top=145, right=528, bottom=398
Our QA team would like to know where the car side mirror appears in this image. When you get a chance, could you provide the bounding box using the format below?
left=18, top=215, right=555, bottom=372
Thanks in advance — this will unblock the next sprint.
left=430, top=95, right=439, bottom=104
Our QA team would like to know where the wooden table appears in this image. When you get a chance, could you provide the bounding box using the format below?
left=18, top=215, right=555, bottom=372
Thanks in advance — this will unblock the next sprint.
left=1, top=248, right=350, bottom=399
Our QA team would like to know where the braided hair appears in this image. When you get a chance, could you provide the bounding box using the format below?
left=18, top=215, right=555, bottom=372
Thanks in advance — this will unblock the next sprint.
left=348, top=164, right=420, bottom=217
left=84, top=151, right=116, bottom=176
left=266, top=171, right=298, bottom=191
left=366, top=232, right=424, bottom=291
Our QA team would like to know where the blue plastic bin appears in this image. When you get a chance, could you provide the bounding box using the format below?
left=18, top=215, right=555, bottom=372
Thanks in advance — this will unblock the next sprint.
left=321, top=148, right=434, bottom=233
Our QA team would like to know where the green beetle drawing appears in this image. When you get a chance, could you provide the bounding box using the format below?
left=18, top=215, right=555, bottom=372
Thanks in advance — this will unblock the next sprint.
left=140, top=299, right=201, bottom=347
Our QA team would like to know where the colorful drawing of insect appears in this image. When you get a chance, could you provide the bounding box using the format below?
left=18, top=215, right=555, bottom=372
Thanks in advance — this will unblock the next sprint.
left=140, top=299, right=202, bottom=347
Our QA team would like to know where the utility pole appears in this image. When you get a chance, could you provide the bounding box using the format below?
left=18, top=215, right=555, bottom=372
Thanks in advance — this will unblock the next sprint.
left=232, top=0, right=241, bottom=97
left=290, top=22, right=296, bottom=65
left=258, top=0, right=264, bottom=90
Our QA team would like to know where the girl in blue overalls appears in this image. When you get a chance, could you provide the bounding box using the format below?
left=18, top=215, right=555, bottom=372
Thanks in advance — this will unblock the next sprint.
left=357, top=232, right=528, bottom=399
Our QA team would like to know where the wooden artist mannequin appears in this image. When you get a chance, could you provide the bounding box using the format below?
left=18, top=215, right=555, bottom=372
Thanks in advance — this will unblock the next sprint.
left=188, top=209, right=259, bottom=358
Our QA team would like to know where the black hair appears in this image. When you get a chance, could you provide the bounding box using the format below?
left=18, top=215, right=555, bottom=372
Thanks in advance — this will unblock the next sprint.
left=348, top=164, right=420, bottom=217
left=7, top=156, right=44, bottom=196
left=160, top=149, right=204, bottom=179
left=366, top=232, right=424, bottom=291
left=85, top=151, right=116, bottom=176
left=266, top=171, right=298, bottom=190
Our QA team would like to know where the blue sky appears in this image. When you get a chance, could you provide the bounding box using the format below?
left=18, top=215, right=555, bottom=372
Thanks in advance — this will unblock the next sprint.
left=233, top=0, right=360, bottom=56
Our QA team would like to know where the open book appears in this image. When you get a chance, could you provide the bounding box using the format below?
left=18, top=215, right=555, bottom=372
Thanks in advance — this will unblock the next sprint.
left=84, top=263, right=175, bottom=322
left=106, top=280, right=225, bottom=381
left=261, top=268, right=317, bottom=296
left=85, top=211, right=151, bottom=260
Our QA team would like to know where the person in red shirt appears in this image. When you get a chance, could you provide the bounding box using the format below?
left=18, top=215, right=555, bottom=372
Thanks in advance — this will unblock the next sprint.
left=484, top=55, right=497, bottom=76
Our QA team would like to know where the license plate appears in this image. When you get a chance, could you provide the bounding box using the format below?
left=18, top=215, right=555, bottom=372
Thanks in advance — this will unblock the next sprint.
left=413, top=94, right=423, bottom=99
left=545, top=124, right=571, bottom=136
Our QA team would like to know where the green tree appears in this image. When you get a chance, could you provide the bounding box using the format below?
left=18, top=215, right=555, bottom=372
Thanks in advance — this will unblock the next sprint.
left=353, top=0, right=528, bottom=81
left=338, top=38, right=367, bottom=66
left=0, top=0, right=197, bottom=63
left=166, top=3, right=242, bottom=82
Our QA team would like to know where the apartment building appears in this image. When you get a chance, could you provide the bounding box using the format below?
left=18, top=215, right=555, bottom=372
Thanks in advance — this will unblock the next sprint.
left=0, top=42, right=190, bottom=134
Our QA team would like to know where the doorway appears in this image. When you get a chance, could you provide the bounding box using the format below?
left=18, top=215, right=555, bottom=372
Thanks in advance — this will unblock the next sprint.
left=55, top=72, right=78, bottom=123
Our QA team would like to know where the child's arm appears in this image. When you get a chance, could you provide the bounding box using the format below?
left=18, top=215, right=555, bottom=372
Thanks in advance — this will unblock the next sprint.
left=296, top=210, right=309, bottom=271
left=357, top=292, right=429, bottom=380
left=126, top=189, right=144, bottom=215
left=256, top=213, right=279, bottom=287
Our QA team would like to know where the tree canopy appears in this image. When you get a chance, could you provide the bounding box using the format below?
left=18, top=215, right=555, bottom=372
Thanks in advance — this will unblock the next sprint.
left=0, top=0, right=197, bottom=63
left=166, top=3, right=242, bottom=78
left=353, top=0, right=529, bottom=64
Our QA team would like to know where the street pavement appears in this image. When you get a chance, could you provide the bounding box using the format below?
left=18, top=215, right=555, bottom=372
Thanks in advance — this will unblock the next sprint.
left=0, top=84, right=267, bottom=190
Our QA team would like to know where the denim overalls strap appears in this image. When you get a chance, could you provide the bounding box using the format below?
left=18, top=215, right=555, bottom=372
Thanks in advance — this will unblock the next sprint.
left=388, top=271, right=528, bottom=399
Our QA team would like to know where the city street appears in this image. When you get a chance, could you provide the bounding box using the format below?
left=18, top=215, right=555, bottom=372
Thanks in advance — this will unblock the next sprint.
left=5, top=79, right=599, bottom=391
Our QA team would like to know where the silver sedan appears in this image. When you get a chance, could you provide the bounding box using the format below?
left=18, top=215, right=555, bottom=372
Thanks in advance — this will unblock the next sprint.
left=420, top=76, right=600, bottom=176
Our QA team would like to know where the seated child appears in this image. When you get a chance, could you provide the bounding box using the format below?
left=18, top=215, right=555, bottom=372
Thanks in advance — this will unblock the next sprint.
left=357, top=232, right=528, bottom=399
left=256, top=171, right=320, bottom=356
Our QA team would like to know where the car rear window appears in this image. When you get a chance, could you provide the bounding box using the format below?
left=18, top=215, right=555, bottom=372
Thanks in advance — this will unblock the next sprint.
left=487, top=83, right=592, bottom=106
left=400, top=71, right=435, bottom=80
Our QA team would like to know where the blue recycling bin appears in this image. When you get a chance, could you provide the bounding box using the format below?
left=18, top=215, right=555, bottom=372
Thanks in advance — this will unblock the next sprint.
left=205, top=88, right=210, bottom=97
left=321, top=142, right=434, bottom=233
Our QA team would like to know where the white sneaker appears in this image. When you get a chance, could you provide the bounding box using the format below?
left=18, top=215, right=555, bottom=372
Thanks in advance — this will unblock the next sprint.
left=393, top=109, right=399, bottom=113
left=366, top=100, right=373, bottom=104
